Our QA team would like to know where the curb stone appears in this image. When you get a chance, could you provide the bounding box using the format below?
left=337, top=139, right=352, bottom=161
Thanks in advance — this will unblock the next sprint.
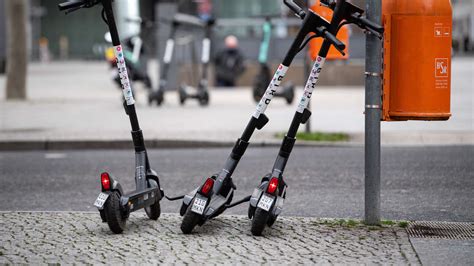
left=0, top=139, right=360, bottom=151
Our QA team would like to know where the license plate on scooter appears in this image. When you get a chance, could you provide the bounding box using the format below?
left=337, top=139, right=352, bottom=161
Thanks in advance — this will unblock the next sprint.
left=93, top=192, right=109, bottom=209
left=191, top=196, right=207, bottom=215
left=257, top=194, right=275, bottom=212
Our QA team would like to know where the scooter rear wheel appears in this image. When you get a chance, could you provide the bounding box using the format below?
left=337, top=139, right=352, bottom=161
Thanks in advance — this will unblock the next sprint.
left=144, top=179, right=161, bottom=220
left=251, top=207, right=270, bottom=236
left=104, top=191, right=127, bottom=234
left=180, top=205, right=201, bottom=234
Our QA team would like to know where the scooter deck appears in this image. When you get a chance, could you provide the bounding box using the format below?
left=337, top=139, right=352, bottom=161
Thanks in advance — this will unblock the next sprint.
left=123, top=187, right=160, bottom=212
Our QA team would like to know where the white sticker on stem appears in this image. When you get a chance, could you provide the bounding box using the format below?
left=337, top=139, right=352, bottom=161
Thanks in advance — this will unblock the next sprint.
left=201, top=38, right=210, bottom=63
left=163, top=39, right=174, bottom=64
left=253, top=64, right=289, bottom=118
left=296, top=56, right=326, bottom=113
left=114, top=45, right=135, bottom=105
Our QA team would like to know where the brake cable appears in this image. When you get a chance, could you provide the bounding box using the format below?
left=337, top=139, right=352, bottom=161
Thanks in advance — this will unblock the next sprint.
left=101, top=7, right=108, bottom=25
left=297, top=33, right=320, bottom=53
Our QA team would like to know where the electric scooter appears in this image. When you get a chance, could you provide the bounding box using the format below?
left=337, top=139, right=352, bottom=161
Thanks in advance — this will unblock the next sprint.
left=59, top=0, right=164, bottom=234
left=175, top=0, right=346, bottom=234
left=248, top=0, right=384, bottom=236
left=148, top=13, right=214, bottom=106
left=178, top=17, right=214, bottom=106
left=253, top=16, right=295, bottom=105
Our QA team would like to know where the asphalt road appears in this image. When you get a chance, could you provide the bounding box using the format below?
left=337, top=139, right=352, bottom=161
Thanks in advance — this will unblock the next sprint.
left=0, top=146, right=472, bottom=222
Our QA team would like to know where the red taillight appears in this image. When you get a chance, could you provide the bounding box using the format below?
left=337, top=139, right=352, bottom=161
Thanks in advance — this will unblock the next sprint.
left=101, top=172, right=111, bottom=190
left=267, top=177, right=279, bottom=194
left=200, top=178, right=214, bottom=195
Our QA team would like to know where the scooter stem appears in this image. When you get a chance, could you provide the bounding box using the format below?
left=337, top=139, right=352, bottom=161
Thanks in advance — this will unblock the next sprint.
left=102, top=0, right=146, bottom=152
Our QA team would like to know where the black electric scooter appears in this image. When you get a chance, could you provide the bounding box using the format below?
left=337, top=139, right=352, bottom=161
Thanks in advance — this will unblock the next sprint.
left=253, top=16, right=295, bottom=105
left=59, top=0, right=164, bottom=234
left=248, top=0, right=384, bottom=236
left=148, top=13, right=214, bottom=106
left=175, top=0, right=346, bottom=234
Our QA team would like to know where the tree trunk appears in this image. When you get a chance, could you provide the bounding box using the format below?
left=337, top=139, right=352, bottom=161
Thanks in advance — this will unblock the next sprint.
left=5, top=0, right=28, bottom=100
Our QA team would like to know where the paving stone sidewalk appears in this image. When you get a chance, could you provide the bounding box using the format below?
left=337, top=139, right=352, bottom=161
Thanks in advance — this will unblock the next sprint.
left=0, top=212, right=420, bottom=264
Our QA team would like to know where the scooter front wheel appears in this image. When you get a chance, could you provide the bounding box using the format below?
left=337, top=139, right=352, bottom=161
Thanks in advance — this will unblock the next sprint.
left=285, top=84, right=295, bottom=105
left=148, top=90, right=164, bottom=106
left=180, top=205, right=201, bottom=234
left=104, top=191, right=127, bottom=234
left=267, top=214, right=277, bottom=227
left=198, top=90, right=209, bottom=106
left=178, top=86, right=187, bottom=105
left=252, top=86, right=265, bottom=102
left=251, top=207, right=270, bottom=236
left=144, top=179, right=161, bottom=220
left=248, top=205, right=256, bottom=219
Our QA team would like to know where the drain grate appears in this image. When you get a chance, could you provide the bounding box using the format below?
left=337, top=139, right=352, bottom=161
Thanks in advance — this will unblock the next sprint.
left=407, top=221, right=474, bottom=240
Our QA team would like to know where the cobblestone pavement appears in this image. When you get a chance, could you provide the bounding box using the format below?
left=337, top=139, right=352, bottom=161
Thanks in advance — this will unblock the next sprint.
left=0, top=212, right=420, bottom=264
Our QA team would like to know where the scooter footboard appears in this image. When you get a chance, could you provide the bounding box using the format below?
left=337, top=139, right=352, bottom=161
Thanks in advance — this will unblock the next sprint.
left=123, top=187, right=160, bottom=212
left=204, top=194, right=228, bottom=217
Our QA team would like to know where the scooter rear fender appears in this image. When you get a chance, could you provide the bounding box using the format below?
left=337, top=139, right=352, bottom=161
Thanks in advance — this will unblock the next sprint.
left=250, top=180, right=269, bottom=207
left=272, top=196, right=285, bottom=216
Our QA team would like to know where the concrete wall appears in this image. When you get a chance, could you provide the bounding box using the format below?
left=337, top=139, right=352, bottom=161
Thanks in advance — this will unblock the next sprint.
left=176, top=61, right=365, bottom=87
left=38, top=0, right=105, bottom=59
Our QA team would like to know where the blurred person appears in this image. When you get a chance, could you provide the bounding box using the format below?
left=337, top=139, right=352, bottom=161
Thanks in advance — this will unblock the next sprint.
left=39, top=37, right=51, bottom=62
left=214, top=35, right=245, bottom=87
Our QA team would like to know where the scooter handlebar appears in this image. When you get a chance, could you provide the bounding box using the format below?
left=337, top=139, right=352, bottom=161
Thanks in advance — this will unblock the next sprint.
left=320, top=0, right=384, bottom=36
left=283, top=0, right=306, bottom=19
left=58, top=0, right=85, bottom=11
left=320, top=27, right=346, bottom=55
left=352, top=14, right=384, bottom=34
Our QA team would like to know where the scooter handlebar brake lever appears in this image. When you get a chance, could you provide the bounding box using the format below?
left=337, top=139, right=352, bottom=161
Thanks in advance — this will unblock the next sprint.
left=65, top=5, right=84, bottom=14
left=320, top=0, right=336, bottom=9
left=283, top=0, right=306, bottom=19
left=58, top=0, right=85, bottom=11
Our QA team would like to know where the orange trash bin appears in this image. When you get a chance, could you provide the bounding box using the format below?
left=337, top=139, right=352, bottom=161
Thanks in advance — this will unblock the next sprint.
left=382, top=0, right=452, bottom=121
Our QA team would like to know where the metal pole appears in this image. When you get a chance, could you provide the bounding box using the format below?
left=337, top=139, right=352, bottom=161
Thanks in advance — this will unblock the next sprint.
left=364, top=0, right=382, bottom=225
